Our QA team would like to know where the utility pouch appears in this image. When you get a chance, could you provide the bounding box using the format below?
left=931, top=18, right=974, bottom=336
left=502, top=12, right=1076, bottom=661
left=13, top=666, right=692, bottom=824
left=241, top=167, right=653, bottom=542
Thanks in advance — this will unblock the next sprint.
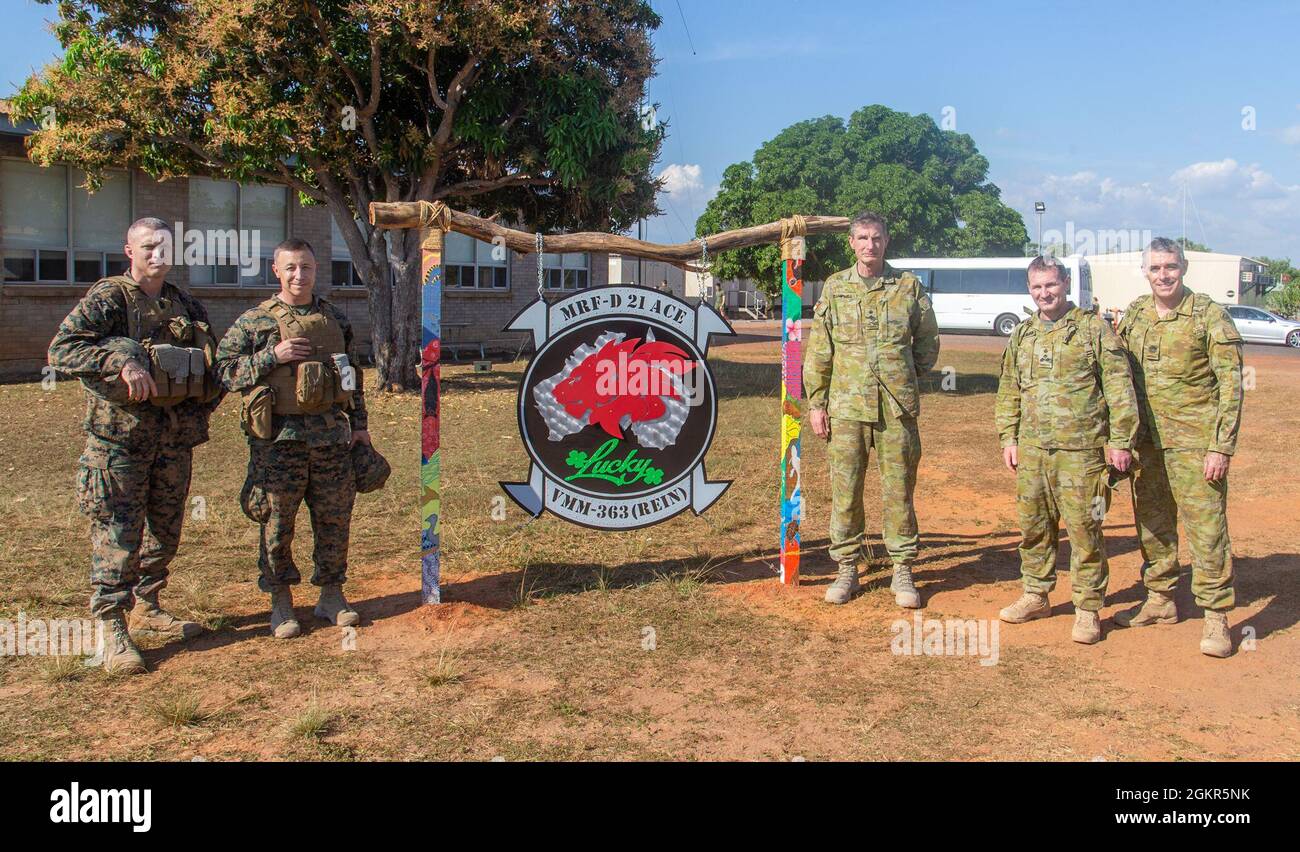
left=241, top=384, right=275, bottom=440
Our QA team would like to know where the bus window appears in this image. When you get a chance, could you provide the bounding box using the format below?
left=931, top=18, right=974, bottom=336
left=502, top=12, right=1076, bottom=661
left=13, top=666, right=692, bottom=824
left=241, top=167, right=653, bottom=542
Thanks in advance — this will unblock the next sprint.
left=932, top=269, right=960, bottom=293
left=961, top=269, right=1012, bottom=295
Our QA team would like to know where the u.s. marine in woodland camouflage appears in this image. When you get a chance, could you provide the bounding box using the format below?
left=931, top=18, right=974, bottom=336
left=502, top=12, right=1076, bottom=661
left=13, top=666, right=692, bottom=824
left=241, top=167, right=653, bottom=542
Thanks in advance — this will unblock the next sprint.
left=1114, top=238, right=1243, bottom=658
left=995, top=255, right=1139, bottom=644
left=47, top=217, right=222, bottom=675
left=804, top=211, right=940, bottom=608
left=215, top=237, right=369, bottom=639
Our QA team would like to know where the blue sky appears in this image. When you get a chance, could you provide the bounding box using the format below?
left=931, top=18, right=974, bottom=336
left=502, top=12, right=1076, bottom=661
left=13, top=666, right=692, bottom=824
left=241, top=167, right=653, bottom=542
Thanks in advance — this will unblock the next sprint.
left=5, top=0, right=1298, bottom=259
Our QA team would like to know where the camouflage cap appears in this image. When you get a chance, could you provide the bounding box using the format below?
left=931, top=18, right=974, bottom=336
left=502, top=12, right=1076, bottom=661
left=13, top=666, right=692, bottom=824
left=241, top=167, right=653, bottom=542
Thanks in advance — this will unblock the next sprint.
left=79, top=336, right=148, bottom=403
left=351, top=440, right=391, bottom=493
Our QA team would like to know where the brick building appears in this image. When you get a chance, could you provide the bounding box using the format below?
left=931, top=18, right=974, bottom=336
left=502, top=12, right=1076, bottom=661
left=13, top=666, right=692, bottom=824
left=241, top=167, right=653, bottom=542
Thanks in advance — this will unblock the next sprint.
left=0, top=105, right=608, bottom=379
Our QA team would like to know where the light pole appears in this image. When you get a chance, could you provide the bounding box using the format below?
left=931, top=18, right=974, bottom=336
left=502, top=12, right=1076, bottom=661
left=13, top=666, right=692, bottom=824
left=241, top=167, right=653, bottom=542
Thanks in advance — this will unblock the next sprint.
left=1034, top=201, right=1046, bottom=255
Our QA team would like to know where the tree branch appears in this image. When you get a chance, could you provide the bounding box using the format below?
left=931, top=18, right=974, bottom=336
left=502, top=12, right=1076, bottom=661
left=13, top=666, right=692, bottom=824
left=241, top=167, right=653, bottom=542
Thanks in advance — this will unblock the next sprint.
left=426, top=43, right=447, bottom=110
left=431, top=173, right=555, bottom=200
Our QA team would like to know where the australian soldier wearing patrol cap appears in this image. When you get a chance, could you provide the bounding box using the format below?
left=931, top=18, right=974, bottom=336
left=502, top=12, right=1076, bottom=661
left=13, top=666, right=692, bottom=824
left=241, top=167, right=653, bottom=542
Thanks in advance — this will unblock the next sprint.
left=48, top=217, right=222, bottom=675
left=215, top=237, right=372, bottom=639
left=804, top=211, right=940, bottom=608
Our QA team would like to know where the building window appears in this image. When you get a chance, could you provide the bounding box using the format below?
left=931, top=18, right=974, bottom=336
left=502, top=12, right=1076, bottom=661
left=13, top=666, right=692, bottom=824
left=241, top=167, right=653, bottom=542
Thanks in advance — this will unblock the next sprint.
left=543, top=251, right=589, bottom=290
left=187, top=177, right=285, bottom=286
left=444, top=231, right=508, bottom=289
left=330, top=215, right=365, bottom=286
left=1, top=160, right=131, bottom=284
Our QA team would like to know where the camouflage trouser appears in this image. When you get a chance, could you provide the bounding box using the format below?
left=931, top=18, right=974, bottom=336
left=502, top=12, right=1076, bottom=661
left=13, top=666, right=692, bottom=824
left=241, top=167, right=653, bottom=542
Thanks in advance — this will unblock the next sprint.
left=827, top=393, right=921, bottom=567
left=1016, top=445, right=1110, bottom=611
left=75, top=434, right=193, bottom=617
left=242, top=440, right=355, bottom=592
left=1131, top=444, right=1233, bottom=611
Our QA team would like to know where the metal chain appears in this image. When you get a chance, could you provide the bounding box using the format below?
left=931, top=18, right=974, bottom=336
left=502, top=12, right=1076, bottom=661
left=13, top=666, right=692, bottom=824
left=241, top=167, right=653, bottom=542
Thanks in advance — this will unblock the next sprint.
left=535, top=232, right=544, bottom=298
left=700, top=237, right=708, bottom=269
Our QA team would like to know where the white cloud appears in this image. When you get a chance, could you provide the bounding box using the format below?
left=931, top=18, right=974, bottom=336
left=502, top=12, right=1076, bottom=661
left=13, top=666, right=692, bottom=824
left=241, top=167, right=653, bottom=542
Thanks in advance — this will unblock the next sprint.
left=657, top=163, right=703, bottom=199
left=1002, top=159, right=1300, bottom=258
left=1281, top=124, right=1300, bottom=145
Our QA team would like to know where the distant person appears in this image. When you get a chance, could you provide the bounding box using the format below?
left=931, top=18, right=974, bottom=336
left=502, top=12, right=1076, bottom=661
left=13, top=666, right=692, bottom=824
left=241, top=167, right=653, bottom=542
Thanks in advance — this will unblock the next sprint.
left=804, top=211, right=940, bottom=608
left=995, top=255, right=1139, bottom=644
left=1113, top=238, right=1243, bottom=658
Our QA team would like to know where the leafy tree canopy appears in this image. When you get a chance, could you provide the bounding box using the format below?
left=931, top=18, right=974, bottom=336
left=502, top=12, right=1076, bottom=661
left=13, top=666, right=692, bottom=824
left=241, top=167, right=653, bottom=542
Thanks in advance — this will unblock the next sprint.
left=696, top=105, right=1028, bottom=287
left=13, top=0, right=665, bottom=389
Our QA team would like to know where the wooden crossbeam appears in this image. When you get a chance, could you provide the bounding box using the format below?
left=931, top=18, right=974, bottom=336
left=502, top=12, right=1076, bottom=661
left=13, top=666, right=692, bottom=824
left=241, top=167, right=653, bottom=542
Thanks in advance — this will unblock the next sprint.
left=369, top=201, right=849, bottom=264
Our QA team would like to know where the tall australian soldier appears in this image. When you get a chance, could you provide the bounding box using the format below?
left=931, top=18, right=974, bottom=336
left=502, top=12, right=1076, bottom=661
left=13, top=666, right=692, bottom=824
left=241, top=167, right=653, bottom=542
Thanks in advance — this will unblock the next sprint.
left=804, top=211, right=940, bottom=607
left=48, top=217, right=221, bottom=674
left=995, top=255, right=1139, bottom=644
left=1114, top=238, right=1243, bottom=658
left=215, top=238, right=370, bottom=638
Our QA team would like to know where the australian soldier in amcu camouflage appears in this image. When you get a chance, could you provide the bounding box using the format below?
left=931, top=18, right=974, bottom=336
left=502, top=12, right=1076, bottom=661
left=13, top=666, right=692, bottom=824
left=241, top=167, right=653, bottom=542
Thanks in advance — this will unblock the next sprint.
left=804, top=211, right=940, bottom=608
left=995, top=254, right=1139, bottom=645
left=215, top=237, right=372, bottom=639
left=1114, top=238, right=1243, bottom=658
left=47, top=217, right=222, bottom=675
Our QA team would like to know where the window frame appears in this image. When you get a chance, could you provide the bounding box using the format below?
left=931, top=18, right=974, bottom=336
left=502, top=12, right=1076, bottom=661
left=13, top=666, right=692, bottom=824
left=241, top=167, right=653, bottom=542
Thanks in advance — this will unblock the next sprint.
left=1, top=158, right=135, bottom=285
left=542, top=251, right=590, bottom=292
left=443, top=231, right=510, bottom=291
left=187, top=176, right=287, bottom=287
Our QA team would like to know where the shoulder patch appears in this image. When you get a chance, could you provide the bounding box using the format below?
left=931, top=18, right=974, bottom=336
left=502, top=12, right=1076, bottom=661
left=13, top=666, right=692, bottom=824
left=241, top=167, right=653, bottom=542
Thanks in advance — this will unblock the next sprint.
left=1208, top=304, right=1243, bottom=344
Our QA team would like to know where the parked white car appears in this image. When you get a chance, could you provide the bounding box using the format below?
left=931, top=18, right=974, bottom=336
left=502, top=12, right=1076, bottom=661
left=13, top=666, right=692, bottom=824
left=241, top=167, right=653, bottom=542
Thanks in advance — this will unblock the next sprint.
left=1225, top=305, right=1300, bottom=348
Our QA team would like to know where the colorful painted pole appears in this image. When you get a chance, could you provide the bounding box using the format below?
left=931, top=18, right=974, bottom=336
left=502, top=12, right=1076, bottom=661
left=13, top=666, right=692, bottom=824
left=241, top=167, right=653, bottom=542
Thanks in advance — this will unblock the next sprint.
left=779, top=228, right=805, bottom=585
left=419, top=223, right=443, bottom=604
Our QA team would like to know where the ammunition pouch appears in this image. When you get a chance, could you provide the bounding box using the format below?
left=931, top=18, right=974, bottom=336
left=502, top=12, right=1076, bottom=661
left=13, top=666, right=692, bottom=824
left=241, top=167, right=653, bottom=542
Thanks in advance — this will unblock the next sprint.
left=240, top=384, right=275, bottom=440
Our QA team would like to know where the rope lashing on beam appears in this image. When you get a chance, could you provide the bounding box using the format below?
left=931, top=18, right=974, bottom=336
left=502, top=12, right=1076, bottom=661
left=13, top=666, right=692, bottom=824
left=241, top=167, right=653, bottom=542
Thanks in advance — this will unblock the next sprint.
left=779, top=215, right=808, bottom=261
left=417, top=200, right=453, bottom=231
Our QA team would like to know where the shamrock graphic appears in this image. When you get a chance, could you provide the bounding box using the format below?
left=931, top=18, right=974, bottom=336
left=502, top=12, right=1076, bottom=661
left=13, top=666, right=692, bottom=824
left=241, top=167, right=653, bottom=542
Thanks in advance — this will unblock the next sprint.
left=565, top=450, right=589, bottom=469
left=642, top=467, right=664, bottom=486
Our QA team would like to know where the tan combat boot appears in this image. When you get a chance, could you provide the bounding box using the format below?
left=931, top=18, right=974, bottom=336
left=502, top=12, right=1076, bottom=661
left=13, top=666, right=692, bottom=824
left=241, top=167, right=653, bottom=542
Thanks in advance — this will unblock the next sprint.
left=823, top=562, right=860, bottom=605
left=1113, top=590, right=1177, bottom=628
left=1200, top=610, right=1232, bottom=658
left=999, top=591, right=1051, bottom=623
left=891, top=564, right=921, bottom=609
left=1072, top=609, right=1102, bottom=644
left=315, top=583, right=360, bottom=627
left=130, top=592, right=203, bottom=640
left=88, top=612, right=147, bottom=675
left=269, top=587, right=301, bottom=639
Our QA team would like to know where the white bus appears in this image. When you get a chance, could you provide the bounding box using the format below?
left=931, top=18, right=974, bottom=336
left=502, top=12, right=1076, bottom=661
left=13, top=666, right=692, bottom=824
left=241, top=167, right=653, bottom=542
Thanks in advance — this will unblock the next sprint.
left=889, top=256, right=1094, bottom=336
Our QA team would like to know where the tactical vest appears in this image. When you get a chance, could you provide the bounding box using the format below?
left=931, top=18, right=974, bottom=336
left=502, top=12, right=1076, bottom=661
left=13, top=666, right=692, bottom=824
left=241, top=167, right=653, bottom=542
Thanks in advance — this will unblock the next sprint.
left=257, top=298, right=354, bottom=415
left=112, top=277, right=219, bottom=407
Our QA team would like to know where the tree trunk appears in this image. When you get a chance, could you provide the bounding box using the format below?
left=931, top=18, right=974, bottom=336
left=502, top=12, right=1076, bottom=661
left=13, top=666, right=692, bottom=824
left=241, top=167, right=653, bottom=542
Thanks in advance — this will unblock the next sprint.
left=366, top=227, right=422, bottom=391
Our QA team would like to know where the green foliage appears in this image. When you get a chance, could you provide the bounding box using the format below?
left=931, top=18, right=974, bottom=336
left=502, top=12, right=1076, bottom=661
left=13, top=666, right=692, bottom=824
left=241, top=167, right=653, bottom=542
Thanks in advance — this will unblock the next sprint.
left=697, top=105, right=1028, bottom=289
left=1260, top=256, right=1300, bottom=318
left=14, top=0, right=666, bottom=387
left=1176, top=237, right=1213, bottom=252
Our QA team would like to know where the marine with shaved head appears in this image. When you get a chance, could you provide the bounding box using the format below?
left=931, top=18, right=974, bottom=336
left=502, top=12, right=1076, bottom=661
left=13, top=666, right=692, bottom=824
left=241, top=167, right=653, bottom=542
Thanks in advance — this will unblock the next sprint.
left=48, top=217, right=223, bottom=674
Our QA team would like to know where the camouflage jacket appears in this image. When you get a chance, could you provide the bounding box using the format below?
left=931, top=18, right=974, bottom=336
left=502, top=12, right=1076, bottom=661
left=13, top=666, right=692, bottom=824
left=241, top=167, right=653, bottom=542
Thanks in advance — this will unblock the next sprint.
left=1117, top=288, right=1243, bottom=454
left=47, top=277, right=222, bottom=452
left=996, top=305, right=1139, bottom=451
left=804, top=264, right=940, bottom=422
left=215, top=295, right=368, bottom=446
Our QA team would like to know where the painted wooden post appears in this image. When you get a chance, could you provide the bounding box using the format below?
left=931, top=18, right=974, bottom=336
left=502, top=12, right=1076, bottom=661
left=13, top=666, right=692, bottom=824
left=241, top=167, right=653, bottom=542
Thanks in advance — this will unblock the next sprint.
left=779, top=231, right=805, bottom=585
left=419, top=224, right=443, bottom=604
